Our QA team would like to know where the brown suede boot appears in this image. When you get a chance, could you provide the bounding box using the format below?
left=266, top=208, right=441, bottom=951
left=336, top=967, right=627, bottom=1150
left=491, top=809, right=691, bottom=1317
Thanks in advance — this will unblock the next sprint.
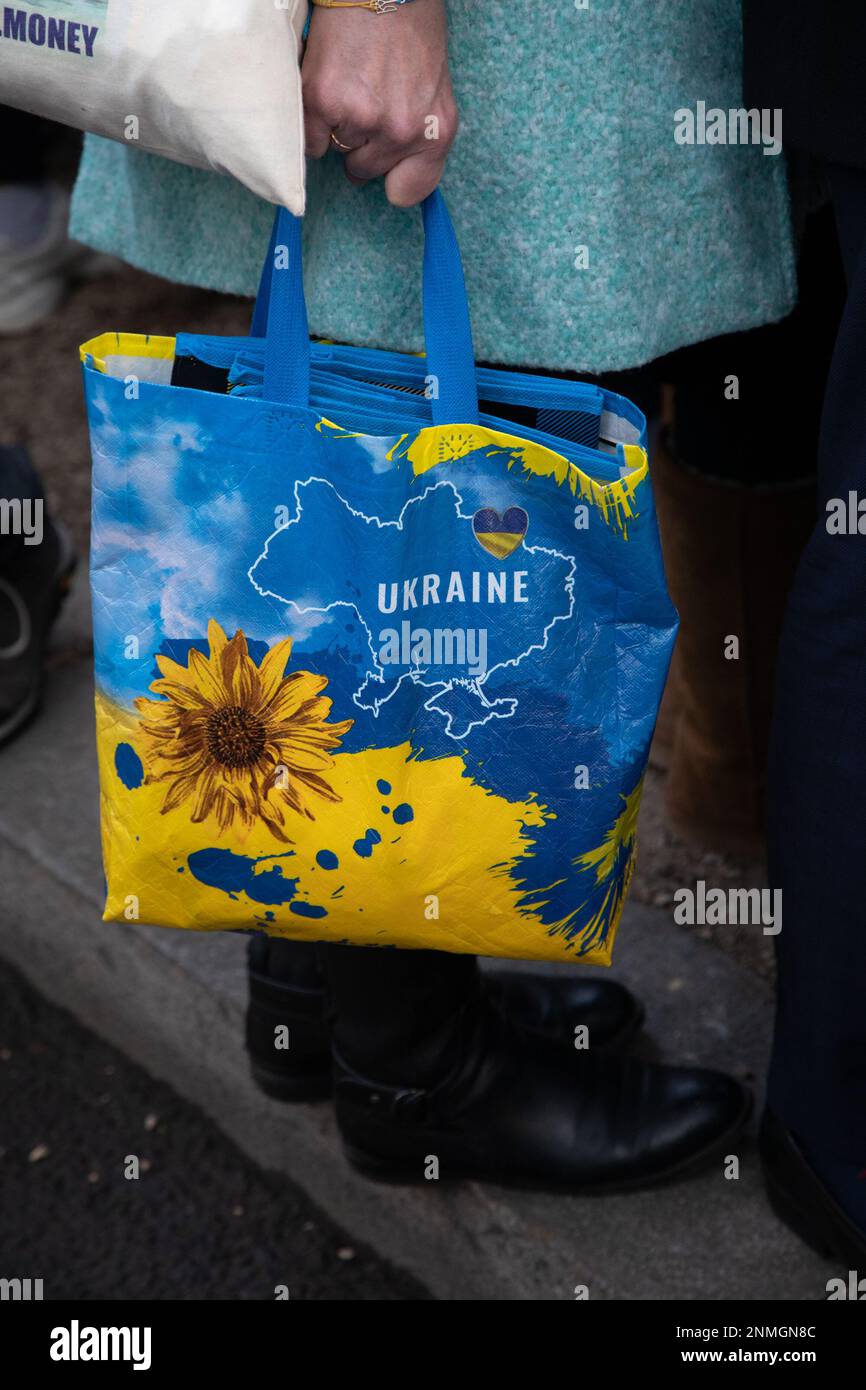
left=652, top=433, right=815, bottom=856
left=649, top=646, right=681, bottom=774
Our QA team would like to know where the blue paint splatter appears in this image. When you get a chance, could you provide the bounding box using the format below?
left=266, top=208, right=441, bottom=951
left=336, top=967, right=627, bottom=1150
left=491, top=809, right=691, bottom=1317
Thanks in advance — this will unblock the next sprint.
left=353, top=828, right=382, bottom=858
left=114, top=743, right=144, bottom=789
left=290, top=901, right=328, bottom=919
left=393, top=803, right=414, bottom=825
left=381, top=805, right=390, bottom=815
left=188, top=848, right=298, bottom=905
left=316, top=849, right=339, bottom=871
left=377, top=779, right=391, bottom=795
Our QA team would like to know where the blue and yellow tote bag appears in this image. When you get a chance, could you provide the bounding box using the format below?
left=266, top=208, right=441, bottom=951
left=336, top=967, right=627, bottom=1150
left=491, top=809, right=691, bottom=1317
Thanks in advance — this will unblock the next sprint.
left=80, top=193, right=677, bottom=964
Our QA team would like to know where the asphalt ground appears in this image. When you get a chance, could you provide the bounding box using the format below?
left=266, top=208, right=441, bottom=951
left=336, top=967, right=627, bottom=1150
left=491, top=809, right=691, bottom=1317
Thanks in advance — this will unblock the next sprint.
left=0, top=956, right=429, bottom=1301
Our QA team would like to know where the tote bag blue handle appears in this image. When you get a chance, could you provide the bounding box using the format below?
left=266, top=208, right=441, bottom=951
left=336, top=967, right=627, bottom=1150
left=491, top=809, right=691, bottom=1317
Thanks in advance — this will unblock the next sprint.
left=253, top=190, right=479, bottom=426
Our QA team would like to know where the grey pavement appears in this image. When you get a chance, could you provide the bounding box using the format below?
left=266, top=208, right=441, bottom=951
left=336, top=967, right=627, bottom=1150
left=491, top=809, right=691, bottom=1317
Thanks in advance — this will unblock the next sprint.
left=0, top=572, right=838, bottom=1300
left=0, top=954, right=428, bottom=1300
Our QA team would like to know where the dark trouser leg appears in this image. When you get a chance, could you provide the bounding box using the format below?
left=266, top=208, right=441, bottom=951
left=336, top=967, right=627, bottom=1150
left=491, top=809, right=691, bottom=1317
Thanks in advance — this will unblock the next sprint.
left=324, top=944, right=481, bottom=1086
left=0, top=106, right=52, bottom=183
left=250, top=936, right=324, bottom=988
left=648, top=206, right=841, bottom=852
left=0, top=107, right=54, bottom=248
left=670, top=203, right=843, bottom=488
left=766, top=163, right=866, bottom=1157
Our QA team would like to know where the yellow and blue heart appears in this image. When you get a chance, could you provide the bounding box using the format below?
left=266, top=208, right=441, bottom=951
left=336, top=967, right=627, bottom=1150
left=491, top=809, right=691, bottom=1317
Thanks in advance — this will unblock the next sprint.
left=472, top=506, right=529, bottom=559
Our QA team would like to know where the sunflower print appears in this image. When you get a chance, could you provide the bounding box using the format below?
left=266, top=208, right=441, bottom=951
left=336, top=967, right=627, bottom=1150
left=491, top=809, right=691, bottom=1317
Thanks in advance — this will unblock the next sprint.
left=134, top=620, right=353, bottom=841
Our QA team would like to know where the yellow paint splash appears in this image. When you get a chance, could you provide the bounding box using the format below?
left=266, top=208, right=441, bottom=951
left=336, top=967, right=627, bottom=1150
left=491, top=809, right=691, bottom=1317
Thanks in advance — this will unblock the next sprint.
left=314, top=419, right=646, bottom=538
left=394, top=426, right=646, bottom=539
left=93, top=690, right=621, bottom=963
left=576, top=778, right=644, bottom=884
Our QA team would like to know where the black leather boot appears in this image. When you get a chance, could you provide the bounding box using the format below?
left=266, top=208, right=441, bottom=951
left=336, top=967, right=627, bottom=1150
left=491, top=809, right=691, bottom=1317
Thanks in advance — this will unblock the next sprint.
left=246, top=938, right=644, bottom=1102
left=246, top=936, right=332, bottom=1101
left=487, top=971, right=644, bottom=1051
left=759, top=1109, right=866, bottom=1266
left=335, top=1002, right=751, bottom=1191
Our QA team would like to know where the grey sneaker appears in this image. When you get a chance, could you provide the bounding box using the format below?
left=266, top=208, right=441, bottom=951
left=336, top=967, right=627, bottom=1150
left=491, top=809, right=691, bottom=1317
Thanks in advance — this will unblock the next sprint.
left=0, top=461, right=77, bottom=746
left=0, top=184, right=111, bottom=335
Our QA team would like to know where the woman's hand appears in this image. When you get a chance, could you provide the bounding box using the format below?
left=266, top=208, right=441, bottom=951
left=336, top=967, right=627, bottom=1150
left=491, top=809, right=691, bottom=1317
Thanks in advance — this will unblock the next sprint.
left=302, top=0, right=458, bottom=207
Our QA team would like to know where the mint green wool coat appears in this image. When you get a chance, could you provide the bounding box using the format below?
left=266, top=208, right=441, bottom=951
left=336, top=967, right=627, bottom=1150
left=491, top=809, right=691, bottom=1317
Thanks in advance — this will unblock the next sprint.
left=70, top=0, right=796, bottom=373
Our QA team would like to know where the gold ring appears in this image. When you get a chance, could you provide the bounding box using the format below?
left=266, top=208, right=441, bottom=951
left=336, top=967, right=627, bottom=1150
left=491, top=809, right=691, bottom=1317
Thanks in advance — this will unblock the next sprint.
left=329, top=132, right=354, bottom=152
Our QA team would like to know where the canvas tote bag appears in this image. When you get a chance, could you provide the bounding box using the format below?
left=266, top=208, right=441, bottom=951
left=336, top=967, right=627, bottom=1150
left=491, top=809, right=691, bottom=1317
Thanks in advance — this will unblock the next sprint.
left=0, top=0, right=306, bottom=211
